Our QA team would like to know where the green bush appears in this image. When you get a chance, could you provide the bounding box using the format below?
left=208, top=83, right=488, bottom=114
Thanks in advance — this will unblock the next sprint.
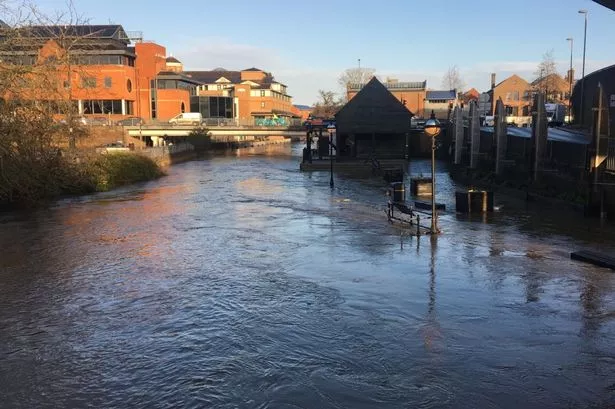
left=85, top=154, right=164, bottom=192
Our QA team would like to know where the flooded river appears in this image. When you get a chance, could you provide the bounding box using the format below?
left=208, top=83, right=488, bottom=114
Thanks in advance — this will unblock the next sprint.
left=1, top=144, right=614, bottom=408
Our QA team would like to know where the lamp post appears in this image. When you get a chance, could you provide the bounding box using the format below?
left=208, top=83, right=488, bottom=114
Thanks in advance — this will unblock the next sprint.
left=424, top=111, right=441, bottom=234
left=327, top=123, right=335, bottom=189
left=578, top=9, right=588, bottom=125
left=566, top=37, right=573, bottom=124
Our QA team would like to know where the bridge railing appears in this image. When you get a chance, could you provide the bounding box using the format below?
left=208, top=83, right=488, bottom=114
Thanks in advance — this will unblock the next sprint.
left=142, top=118, right=303, bottom=128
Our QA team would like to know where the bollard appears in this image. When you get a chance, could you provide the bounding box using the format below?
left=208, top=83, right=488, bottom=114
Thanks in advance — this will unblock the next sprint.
left=416, top=214, right=421, bottom=236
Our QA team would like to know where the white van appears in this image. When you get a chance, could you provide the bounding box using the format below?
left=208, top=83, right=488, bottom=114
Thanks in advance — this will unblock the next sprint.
left=168, top=112, right=203, bottom=126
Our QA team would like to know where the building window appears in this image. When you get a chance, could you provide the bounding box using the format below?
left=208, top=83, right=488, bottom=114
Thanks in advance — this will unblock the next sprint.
left=81, top=77, right=96, bottom=88
left=127, top=79, right=132, bottom=92
left=126, top=101, right=134, bottom=115
left=81, top=99, right=123, bottom=114
left=104, top=77, right=112, bottom=88
left=512, top=91, right=519, bottom=101
left=260, top=102, right=265, bottom=108
left=260, top=90, right=266, bottom=97
left=181, top=102, right=185, bottom=113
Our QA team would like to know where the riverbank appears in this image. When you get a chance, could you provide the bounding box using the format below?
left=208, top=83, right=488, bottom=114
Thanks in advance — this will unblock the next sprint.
left=0, top=152, right=164, bottom=210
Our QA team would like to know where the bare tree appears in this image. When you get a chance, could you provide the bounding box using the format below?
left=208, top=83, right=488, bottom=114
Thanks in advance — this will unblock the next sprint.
left=0, top=0, right=99, bottom=204
left=338, top=67, right=376, bottom=97
left=441, top=65, right=465, bottom=91
left=534, top=49, right=559, bottom=102
left=311, top=90, right=342, bottom=118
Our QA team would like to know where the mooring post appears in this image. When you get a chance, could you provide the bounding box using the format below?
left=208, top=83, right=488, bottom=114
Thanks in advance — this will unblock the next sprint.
left=469, top=101, right=480, bottom=169
left=416, top=214, right=421, bottom=236
left=531, top=93, right=548, bottom=182
left=454, top=105, right=464, bottom=165
left=495, top=98, right=508, bottom=175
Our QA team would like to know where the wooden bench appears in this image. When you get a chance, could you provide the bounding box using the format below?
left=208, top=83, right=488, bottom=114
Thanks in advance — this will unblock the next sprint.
left=570, top=250, right=615, bottom=270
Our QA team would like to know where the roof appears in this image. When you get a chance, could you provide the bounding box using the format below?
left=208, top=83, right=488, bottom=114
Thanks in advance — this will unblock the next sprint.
left=13, top=24, right=128, bottom=42
left=594, top=0, right=615, bottom=10
left=494, top=74, right=529, bottom=89
left=426, top=90, right=456, bottom=100
left=335, top=77, right=414, bottom=134
left=156, top=71, right=202, bottom=85
left=183, top=70, right=277, bottom=88
left=166, top=56, right=181, bottom=63
left=294, top=104, right=312, bottom=110
left=348, top=80, right=426, bottom=91
left=184, top=70, right=242, bottom=84
left=481, top=126, right=590, bottom=145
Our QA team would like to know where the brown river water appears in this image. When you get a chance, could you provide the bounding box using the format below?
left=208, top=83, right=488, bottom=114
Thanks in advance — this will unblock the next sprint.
left=0, top=144, right=614, bottom=408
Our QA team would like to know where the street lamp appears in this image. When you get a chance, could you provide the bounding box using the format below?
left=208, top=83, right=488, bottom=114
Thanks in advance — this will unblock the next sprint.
left=578, top=9, right=588, bottom=125
left=566, top=37, right=573, bottom=124
left=327, top=123, right=335, bottom=189
left=424, top=111, right=441, bottom=234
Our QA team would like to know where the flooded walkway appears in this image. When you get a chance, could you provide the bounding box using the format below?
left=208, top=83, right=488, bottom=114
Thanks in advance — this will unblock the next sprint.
left=1, top=144, right=614, bottom=408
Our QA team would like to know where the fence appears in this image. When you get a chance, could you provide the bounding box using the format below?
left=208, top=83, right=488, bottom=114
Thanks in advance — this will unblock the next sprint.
left=136, top=142, right=194, bottom=161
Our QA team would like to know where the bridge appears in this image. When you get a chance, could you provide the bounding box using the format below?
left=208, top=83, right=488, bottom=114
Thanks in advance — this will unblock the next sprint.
left=125, top=125, right=305, bottom=142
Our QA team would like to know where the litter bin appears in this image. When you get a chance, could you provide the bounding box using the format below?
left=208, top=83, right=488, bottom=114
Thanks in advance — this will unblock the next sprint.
left=391, top=182, right=405, bottom=203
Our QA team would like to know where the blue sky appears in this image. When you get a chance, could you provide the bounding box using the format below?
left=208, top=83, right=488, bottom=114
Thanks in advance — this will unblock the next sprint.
left=32, top=0, right=615, bottom=105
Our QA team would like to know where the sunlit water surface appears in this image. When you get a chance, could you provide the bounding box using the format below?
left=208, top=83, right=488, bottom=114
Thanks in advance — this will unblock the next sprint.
left=1, top=144, right=614, bottom=408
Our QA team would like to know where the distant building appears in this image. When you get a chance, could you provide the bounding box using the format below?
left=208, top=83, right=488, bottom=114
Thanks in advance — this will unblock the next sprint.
left=336, top=77, right=413, bottom=161
left=531, top=72, right=573, bottom=105
left=424, top=90, right=457, bottom=119
left=184, top=68, right=297, bottom=124
left=490, top=74, right=532, bottom=116
left=293, top=104, right=313, bottom=121
left=347, top=77, right=427, bottom=118
left=462, top=88, right=480, bottom=104
left=0, top=24, right=196, bottom=121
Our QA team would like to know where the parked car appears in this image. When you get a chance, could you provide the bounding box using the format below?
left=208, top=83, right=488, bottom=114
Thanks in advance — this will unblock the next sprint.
left=168, top=112, right=203, bottom=126
left=116, top=117, right=143, bottom=127
left=86, top=116, right=111, bottom=126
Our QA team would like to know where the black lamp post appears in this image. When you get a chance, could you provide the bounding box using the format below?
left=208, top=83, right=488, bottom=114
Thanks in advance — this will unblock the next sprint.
left=566, top=37, right=573, bottom=124
left=578, top=9, right=588, bottom=125
left=327, top=123, right=335, bottom=188
left=424, top=111, right=441, bottom=234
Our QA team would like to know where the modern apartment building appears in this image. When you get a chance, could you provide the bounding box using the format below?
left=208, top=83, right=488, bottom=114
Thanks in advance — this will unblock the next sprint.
left=184, top=68, right=297, bottom=125
left=0, top=24, right=195, bottom=121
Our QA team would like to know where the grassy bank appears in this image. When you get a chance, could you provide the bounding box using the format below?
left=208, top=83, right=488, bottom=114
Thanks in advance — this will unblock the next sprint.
left=0, top=153, right=164, bottom=209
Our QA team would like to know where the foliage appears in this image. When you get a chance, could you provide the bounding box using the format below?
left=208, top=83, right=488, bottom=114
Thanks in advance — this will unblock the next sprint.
left=441, top=65, right=465, bottom=91
left=186, top=126, right=212, bottom=151
left=0, top=2, right=164, bottom=208
left=84, top=154, right=163, bottom=192
left=534, top=49, right=560, bottom=103
left=338, top=67, right=376, bottom=100
left=311, top=90, right=343, bottom=118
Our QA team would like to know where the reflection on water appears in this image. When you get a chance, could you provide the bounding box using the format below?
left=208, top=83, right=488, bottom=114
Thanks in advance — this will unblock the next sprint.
left=1, top=144, right=614, bottom=409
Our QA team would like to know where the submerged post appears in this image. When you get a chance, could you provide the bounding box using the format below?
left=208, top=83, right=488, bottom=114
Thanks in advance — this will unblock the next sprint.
left=495, top=98, right=508, bottom=175
left=454, top=105, right=464, bottom=165
left=469, top=101, right=480, bottom=169
left=531, top=93, right=548, bottom=182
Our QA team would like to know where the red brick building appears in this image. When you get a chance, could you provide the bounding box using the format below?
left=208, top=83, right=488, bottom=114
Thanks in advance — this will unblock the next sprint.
left=347, top=77, right=427, bottom=117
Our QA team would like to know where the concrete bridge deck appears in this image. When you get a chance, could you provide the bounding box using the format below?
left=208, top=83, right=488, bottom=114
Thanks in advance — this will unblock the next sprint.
left=125, top=125, right=305, bottom=141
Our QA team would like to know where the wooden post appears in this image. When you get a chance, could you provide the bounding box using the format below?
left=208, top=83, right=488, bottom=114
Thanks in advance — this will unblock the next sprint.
left=495, top=98, right=508, bottom=175
left=469, top=101, right=480, bottom=169
left=454, top=105, right=464, bottom=165
left=531, top=93, right=548, bottom=182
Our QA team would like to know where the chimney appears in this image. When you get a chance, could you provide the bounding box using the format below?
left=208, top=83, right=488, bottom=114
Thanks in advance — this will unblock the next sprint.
left=491, top=73, right=496, bottom=89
